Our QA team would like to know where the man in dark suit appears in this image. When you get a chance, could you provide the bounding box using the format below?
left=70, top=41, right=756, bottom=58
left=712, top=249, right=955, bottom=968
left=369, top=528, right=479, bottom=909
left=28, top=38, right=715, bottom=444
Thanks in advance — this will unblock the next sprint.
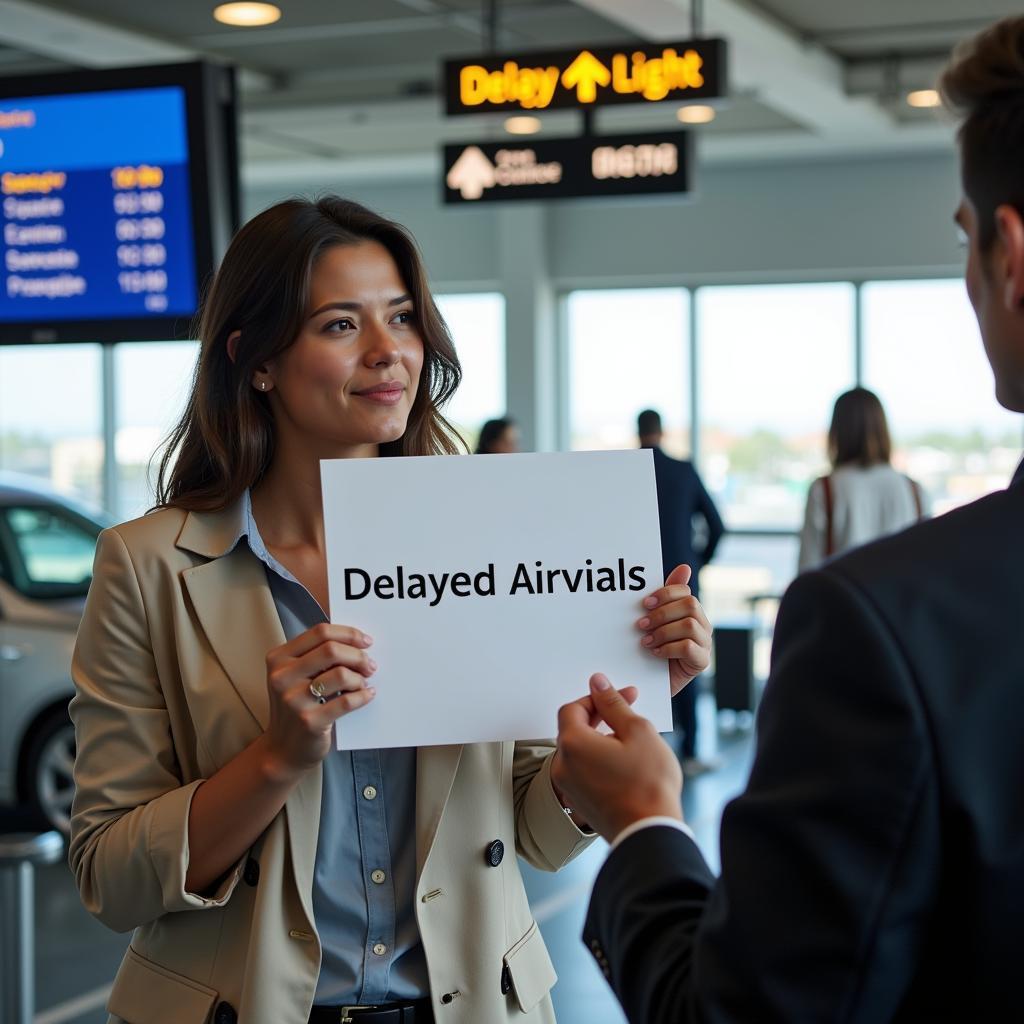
left=638, top=408, right=724, bottom=772
left=552, top=17, right=1024, bottom=1022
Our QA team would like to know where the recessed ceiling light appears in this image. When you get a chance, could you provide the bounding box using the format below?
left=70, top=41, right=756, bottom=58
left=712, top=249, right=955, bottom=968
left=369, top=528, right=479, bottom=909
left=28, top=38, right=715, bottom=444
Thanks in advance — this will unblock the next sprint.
left=504, top=115, right=542, bottom=135
left=906, top=89, right=941, bottom=109
left=213, top=3, right=281, bottom=27
left=676, top=104, right=716, bottom=124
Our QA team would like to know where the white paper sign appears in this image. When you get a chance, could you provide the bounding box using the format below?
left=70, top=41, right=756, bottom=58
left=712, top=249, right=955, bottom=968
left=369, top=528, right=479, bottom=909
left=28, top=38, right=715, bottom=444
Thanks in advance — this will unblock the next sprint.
left=321, top=449, right=670, bottom=749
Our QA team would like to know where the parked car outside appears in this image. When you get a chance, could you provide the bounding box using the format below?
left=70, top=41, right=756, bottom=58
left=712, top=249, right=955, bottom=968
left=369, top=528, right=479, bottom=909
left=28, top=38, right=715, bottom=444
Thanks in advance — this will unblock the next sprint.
left=0, top=472, right=107, bottom=834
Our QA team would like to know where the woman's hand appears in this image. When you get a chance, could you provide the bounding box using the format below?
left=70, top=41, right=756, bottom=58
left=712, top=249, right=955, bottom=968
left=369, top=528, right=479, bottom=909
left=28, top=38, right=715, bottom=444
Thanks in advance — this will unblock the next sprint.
left=262, top=622, right=377, bottom=780
left=636, top=564, right=713, bottom=696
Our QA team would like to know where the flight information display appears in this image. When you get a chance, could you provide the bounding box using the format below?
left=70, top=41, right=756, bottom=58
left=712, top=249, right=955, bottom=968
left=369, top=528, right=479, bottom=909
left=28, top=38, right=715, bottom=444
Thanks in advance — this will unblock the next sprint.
left=0, top=86, right=198, bottom=325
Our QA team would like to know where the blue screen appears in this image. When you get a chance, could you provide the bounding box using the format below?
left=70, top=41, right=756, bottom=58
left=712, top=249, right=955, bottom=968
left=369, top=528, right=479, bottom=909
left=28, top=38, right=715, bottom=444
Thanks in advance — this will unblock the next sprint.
left=0, top=86, right=198, bottom=324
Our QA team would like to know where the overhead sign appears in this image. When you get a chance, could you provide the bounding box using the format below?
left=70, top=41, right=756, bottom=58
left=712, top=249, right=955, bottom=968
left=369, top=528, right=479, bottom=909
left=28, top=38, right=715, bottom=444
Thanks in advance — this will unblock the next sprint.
left=443, top=131, right=691, bottom=204
left=321, top=451, right=669, bottom=749
left=444, top=38, right=726, bottom=115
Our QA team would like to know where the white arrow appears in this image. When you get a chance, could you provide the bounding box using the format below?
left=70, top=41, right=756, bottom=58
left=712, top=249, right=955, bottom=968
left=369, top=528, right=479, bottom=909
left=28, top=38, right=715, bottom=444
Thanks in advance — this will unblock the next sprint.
left=446, top=146, right=496, bottom=200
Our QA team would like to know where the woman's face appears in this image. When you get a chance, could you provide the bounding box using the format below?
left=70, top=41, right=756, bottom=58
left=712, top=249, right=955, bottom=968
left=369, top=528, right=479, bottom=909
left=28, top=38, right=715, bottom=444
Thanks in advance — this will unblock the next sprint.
left=264, top=241, right=425, bottom=457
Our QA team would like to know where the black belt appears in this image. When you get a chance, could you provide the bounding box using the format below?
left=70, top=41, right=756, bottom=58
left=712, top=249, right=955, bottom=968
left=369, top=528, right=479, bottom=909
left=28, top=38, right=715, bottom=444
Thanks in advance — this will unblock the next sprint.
left=308, top=998, right=434, bottom=1024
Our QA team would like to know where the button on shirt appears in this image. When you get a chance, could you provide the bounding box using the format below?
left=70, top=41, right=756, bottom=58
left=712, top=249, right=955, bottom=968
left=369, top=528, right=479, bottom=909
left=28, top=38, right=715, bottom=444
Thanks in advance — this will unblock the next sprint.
left=238, top=492, right=429, bottom=1004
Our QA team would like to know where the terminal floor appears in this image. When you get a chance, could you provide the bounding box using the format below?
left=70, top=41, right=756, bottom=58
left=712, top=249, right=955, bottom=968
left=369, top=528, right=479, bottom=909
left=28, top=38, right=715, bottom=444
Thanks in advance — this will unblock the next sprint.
left=16, top=693, right=755, bottom=1024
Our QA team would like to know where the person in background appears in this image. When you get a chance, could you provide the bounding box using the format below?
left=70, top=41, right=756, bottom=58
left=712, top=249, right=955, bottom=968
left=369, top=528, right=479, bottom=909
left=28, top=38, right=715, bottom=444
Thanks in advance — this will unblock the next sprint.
left=475, top=416, right=520, bottom=454
left=798, top=387, right=927, bottom=571
left=552, top=15, right=1024, bottom=1022
left=638, top=408, right=724, bottom=775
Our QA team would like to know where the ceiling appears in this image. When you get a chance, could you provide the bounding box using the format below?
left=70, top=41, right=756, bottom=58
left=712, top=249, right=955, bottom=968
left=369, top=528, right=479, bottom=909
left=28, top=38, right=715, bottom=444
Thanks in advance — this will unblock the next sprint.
left=0, top=0, right=1018, bottom=185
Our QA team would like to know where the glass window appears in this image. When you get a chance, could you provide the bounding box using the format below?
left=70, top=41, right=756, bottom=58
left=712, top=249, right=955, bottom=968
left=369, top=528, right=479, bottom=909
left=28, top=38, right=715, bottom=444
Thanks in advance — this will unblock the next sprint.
left=0, top=344, right=104, bottom=509
left=697, top=283, right=856, bottom=529
left=862, top=279, right=1021, bottom=515
left=435, top=293, right=506, bottom=451
left=1, top=503, right=102, bottom=598
left=115, top=341, right=199, bottom=521
left=568, top=288, right=690, bottom=455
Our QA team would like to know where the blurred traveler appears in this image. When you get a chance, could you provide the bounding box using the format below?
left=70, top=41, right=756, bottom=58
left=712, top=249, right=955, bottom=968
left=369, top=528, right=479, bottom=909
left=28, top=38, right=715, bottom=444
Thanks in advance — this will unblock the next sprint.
left=798, top=387, right=928, bottom=571
left=475, top=415, right=520, bottom=454
left=553, top=16, right=1024, bottom=1023
left=638, top=408, right=724, bottom=775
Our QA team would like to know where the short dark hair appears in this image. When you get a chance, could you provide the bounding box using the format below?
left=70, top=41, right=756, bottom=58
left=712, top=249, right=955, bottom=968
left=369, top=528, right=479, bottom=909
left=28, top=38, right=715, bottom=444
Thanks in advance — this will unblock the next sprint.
left=475, top=416, right=515, bottom=454
left=828, top=388, right=892, bottom=469
left=940, top=16, right=1024, bottom=250
left=637, top=409, right=662, bottom=437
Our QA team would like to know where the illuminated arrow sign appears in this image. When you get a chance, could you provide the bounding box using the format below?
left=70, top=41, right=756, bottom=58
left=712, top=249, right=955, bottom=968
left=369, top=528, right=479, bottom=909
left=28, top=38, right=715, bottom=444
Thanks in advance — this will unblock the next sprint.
left=444, top=38, right=726, bottom=115
left=561, top=50, right=611, bottom=104
left=446, top=145, right=496, bottom=199
left=442, top=131, right=692, bottom=205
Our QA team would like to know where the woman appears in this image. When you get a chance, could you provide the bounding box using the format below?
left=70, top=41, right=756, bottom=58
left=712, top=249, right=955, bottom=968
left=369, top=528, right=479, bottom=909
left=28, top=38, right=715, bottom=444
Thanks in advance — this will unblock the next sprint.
left=475, top=417, right=520, bottom=454
left=798, top=387, right=928, bottom=571
left=69, top=196, right=713, bottom=1024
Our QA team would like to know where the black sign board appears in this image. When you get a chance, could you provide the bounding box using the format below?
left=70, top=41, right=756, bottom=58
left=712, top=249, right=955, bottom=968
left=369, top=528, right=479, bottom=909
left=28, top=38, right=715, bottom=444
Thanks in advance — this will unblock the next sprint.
left=444, top=38, right=726, bottom=116
left=443, top=132, right=692, bottom=205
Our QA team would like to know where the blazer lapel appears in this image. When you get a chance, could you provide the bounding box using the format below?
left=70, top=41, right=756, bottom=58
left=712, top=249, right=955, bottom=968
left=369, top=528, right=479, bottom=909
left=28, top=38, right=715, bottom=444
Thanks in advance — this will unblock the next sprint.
left=177, top=504, right=325, bottom=931
left=415, top=744, right=464, bottom=877
left=182, top=546, right=283, bottom=731
left=177, top=503, right=285, bottom=731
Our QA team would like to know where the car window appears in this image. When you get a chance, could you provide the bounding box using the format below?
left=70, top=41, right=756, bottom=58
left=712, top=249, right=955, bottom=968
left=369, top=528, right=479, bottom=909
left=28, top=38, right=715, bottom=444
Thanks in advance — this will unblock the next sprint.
left=3, top=505, right=99, bottom=592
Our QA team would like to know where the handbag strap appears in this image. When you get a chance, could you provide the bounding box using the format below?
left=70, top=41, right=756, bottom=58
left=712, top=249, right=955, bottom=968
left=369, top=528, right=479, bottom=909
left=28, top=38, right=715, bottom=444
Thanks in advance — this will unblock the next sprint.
left=907, top=476, right=923, bottom=520
left=820, top=474, right=834, bottom=557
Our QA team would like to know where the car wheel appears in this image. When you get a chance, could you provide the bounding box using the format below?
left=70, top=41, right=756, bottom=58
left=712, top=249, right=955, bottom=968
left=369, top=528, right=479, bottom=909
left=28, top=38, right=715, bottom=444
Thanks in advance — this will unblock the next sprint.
left=21, top=705, right=75, bottom=836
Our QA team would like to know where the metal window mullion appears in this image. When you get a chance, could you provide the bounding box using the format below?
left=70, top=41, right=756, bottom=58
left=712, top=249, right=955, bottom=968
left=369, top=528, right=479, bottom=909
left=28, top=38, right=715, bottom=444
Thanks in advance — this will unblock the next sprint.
left=689, top=285, right=700, bottom=464
left=101, top=344, right=118, bottom=517
left=555, top=292, right=571, bottom=451
left=854, top=280, right=864, bottom=386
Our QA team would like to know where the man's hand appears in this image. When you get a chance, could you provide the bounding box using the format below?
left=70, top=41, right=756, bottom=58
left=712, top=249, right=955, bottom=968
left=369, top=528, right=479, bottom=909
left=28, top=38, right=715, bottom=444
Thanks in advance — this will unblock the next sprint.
left=552, top=673, right=683, bottom=843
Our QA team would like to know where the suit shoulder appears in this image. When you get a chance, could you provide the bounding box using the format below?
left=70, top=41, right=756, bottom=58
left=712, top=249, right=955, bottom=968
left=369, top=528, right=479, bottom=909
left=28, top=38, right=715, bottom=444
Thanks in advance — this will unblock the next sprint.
left=830, top=484, right=1021, bottom=587
left=652, top=449, right=694, bottom=473
left=102, top=507, right=191, bottom=569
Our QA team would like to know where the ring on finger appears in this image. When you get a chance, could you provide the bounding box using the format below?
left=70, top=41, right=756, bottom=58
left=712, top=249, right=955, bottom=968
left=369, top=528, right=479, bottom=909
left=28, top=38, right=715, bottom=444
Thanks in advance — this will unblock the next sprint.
left=309, top=679, right=328, bottom=704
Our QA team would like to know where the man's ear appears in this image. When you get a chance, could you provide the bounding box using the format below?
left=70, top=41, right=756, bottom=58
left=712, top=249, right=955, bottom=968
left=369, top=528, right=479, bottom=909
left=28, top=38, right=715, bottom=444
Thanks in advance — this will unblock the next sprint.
left=226, top=330, right=241, bottom=363
left=994, top=205, right=1024, bottom=311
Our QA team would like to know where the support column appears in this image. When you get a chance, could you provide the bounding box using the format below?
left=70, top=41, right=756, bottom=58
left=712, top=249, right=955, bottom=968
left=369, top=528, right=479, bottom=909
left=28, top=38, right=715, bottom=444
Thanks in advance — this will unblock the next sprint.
left=497, top=205, right=558, bottom=452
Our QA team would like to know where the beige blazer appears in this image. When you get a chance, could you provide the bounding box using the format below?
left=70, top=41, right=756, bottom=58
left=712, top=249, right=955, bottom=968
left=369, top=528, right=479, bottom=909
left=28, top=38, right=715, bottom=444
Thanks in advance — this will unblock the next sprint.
left=69, top=502, right=594, bottom=1024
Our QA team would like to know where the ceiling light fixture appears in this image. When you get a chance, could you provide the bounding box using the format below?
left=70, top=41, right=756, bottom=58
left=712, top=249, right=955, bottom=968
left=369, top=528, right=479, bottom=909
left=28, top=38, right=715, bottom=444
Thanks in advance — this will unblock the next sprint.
left=676, top=104, right=716, bottom=124
left=906, top=89, right=941, bottom=109
left=504, top=115, right=542, bottom=135
left=213, top=3, right=282, bottom=27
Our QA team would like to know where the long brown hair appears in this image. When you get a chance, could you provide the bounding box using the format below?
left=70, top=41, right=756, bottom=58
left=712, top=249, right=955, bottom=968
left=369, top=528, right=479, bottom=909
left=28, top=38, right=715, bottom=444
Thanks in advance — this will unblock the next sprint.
left=828, top=388, right=892, bottom=469
left=156, top=196, right=465, bottom=511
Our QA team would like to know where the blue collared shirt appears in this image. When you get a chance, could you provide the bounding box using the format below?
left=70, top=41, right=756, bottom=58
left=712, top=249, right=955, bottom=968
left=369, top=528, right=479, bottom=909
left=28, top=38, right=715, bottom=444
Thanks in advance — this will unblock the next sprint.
left=239, top=491, right=429, bottom=1004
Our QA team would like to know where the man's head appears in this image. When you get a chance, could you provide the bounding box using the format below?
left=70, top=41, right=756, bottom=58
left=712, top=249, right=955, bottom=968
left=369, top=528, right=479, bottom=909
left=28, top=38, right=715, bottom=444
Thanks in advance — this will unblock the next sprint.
left=637, top=409, right=663, bottom=447
left=942, top=17, right=1024, bottom=412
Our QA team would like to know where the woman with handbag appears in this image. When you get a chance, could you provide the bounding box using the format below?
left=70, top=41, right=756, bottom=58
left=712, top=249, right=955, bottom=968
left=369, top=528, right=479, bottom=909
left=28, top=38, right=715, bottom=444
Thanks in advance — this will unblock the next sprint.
left=799, top=387, right=928, bottom=571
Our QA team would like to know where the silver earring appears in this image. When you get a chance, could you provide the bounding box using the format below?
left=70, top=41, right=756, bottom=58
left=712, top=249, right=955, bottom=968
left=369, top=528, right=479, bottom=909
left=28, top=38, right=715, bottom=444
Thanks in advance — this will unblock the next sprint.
left=259, top=381, right=267, bottom=391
